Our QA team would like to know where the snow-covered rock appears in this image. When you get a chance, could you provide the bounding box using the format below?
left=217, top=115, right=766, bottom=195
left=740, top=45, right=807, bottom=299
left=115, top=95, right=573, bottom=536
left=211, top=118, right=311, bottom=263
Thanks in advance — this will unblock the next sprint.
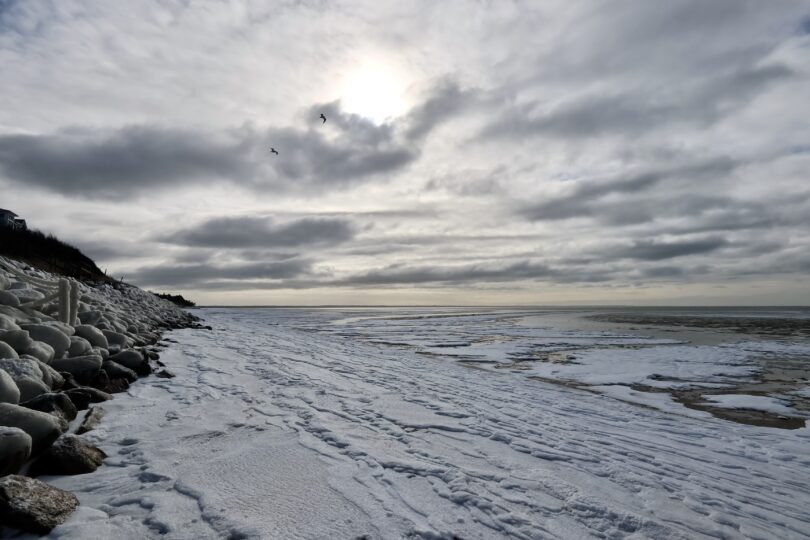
left=0, top=340, right=18, bottom=359
left=0, top=357, right=48, bottom=401
left=0, top=290, right=20, bottom=307
left=68, top=336, right=93, bottom=357
left=23, top=340, right=55, bottom=364
left=0, top=329, right=33, bottom=354
left=0, top=427, right=31, bottom=476
left=73, top=325, right=108, bottom=349
left=50, top=355, right=103, bottom=385
left=0, top=368, right=20, bottom=404
left=20, top=323, right=71, bottom=358
left=0, top=402, right=65, bottom=453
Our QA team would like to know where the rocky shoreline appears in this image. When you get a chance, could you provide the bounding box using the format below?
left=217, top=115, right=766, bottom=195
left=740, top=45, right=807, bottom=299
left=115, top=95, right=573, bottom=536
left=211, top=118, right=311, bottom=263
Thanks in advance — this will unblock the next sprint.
left=0, top=255, right=206, bottom=535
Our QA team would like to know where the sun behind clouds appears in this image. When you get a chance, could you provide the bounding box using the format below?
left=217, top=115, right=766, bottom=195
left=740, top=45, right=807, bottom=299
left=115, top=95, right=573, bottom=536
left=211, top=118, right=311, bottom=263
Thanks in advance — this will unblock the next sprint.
left=338, top=56, right=409, bottom=124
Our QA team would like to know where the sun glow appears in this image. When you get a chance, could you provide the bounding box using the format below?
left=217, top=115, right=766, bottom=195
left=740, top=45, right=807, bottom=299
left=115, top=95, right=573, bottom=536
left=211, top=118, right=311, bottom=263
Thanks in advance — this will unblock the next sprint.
left=339, top=59, right=409, bottom=124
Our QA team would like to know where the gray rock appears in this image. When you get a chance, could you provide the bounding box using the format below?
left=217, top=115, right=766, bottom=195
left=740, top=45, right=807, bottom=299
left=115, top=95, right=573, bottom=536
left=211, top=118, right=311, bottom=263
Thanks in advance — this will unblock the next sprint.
left=22, top=340, right=55, bottom=363
left=72, top=324, right=108, bottom=349
left=0, top=340, right=18, bottom=360
left=36, top=359, right=64, bottom=389
left=0, top=368, right=20, bottom=404
left=21, top=392, right=78, bottom=422
left=91, top=346, right=109, bottom=359
left=102, top=329, right=128, bottom=349
left=0, top=357, right=48, bottom=401
left=12, top=376, right=50, bottom=402
left=76, top=406, right=105, bottom=434
left=67, top=335, right=92, bottom=357
left=0, top=427, right=31, bottom=476
left=0, top=475, right=79, bottom=534
left=108, top=349, right=151, bottom=376
left=0, top=314, right=19, bottom=332
left=30, top=434, right=107, bottom=476
left=155, top=369, right=176, bottom=379
left=0, top=329, right=33, bottom=354
left=0, top=290, right=20, bottom=307
left=77, top=310, right=102, bottom=325
left=20, top=324, right=71, bottom=358
left=102, top=359, right=138, bottom=383
left=63, top=389, right=92, bottom=411
left=50, top=355, right=103, bottom=385
left=0, top=402, right=65, bottom=454
left=5, top=288, right=44, bottom=304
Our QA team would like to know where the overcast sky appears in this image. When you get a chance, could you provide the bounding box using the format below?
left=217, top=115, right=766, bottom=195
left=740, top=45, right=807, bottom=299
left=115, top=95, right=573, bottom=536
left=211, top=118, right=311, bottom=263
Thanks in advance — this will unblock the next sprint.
left=1, top=0, right=809, bottom=305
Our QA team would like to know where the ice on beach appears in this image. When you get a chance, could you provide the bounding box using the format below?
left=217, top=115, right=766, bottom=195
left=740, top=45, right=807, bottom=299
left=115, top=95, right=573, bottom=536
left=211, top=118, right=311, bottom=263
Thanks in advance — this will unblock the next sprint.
left=525, top=344, right=761, bottom=388
left=700, top=394, right=804, bottom=418
left=30, top=308, right=810, bottom=539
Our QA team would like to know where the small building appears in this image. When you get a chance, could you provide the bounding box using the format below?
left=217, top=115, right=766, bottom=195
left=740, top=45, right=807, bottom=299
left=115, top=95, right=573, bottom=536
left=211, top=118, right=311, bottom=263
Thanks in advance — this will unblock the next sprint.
left=0, top=209, right=27, bottom=230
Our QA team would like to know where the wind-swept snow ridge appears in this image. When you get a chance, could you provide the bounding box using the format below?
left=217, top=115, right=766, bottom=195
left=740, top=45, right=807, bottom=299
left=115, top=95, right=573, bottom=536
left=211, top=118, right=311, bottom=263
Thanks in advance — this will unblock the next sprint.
left=40, top=308, right=810, bottom=539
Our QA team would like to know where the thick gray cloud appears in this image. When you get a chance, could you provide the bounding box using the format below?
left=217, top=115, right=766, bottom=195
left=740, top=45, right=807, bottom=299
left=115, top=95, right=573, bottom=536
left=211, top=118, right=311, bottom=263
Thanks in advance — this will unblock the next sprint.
left=609, top=237, right=730, bottom=261
left=521, top=158, right=739, bottom=222
left=0, top=126, right=251, bottom=198
left=162, top=216, right=355, bottom=248
left=1, top=0, right=808, bottom=304
left=131, top=259, right=312, bottom=288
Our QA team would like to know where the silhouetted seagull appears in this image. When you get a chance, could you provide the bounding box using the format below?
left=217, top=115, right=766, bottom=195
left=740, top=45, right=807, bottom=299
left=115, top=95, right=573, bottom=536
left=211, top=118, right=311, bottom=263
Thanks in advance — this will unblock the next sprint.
left=320, top=113, right=327, bottom=124
left=270, top=147, right=279, bottom=155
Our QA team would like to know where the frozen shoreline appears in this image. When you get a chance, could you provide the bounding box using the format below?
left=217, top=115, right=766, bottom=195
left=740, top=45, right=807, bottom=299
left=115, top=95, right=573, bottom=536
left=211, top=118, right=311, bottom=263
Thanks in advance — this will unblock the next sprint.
left=34, top=307, right=810, bottom=539
left=0, top=256, right=203, bottom=535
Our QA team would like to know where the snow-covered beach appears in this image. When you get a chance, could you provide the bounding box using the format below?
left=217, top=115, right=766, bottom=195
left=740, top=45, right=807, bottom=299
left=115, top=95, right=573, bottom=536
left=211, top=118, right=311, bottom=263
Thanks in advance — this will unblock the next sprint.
left=34, top=306, right=810, bottom=539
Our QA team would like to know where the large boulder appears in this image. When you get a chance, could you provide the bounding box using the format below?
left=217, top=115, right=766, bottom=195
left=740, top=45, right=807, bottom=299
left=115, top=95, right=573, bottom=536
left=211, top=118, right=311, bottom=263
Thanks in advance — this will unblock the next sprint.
left=0, top=368, right=20, bottom=404
left=72, top=325, right=108, bottom=349
left=23, top=340, right=55, bottom=364
left=0, top=340, right=17, bottom=359
left=63, top=389, right=94, bottom=411
left=0, top=475, right=79, bottom=534
left=0, top=403, right=65, bottom=454
left=0, top=290, right=20, bottom=308
left=21, top=392, right=78, bottom=423
left=36, top=359, right=65, bottom=389
left=0, top=314, right=19, bottom=332
left=0, top=427, right=31, bottom=476
left=0, top=329, right=33, bottom=354
left=68, top=335, right=93, bottom=357
left=20, top=324, right=71, bottom=359
left=77, top=310, right=102, bottom=325
left=5, top=288, right=45, bottom=305
left=102, top=359, right=138, bottom=383
left=108, top=349, right=151, bottom=376
left=0, top=357, right=48, bottom=402
left=102, top=329, right=128, bottom=350
left=30, top=434, right=107, bottom=476
left=42, top=320, right=75, bottom=337
left=49, top=355, right=103, bottom=385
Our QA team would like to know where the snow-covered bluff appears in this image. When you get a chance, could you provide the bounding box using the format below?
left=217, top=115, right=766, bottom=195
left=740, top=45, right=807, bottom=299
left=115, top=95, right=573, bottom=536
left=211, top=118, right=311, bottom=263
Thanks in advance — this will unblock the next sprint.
left=0, top=255, right=202, bottom=534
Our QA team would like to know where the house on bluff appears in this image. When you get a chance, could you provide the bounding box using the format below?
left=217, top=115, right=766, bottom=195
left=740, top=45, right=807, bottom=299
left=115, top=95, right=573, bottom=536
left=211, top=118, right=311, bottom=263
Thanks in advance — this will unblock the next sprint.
left=0, top=209, right=27, bottom=230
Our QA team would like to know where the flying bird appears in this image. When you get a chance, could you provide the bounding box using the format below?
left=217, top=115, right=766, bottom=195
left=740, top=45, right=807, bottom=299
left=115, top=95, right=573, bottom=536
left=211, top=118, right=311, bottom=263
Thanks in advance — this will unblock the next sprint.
left=320, top=113, right=327, bottom=124
left=270, top=147, right=279, bottom=155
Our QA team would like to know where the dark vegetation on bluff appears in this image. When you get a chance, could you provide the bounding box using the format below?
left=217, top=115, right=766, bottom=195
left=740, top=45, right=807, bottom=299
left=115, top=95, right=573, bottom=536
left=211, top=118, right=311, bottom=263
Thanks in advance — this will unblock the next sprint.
left=151, top=293, right=196, bottom=308
left=0, top=226, right=196, bottom=307
left=0, top=226, right=106, bottom=281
